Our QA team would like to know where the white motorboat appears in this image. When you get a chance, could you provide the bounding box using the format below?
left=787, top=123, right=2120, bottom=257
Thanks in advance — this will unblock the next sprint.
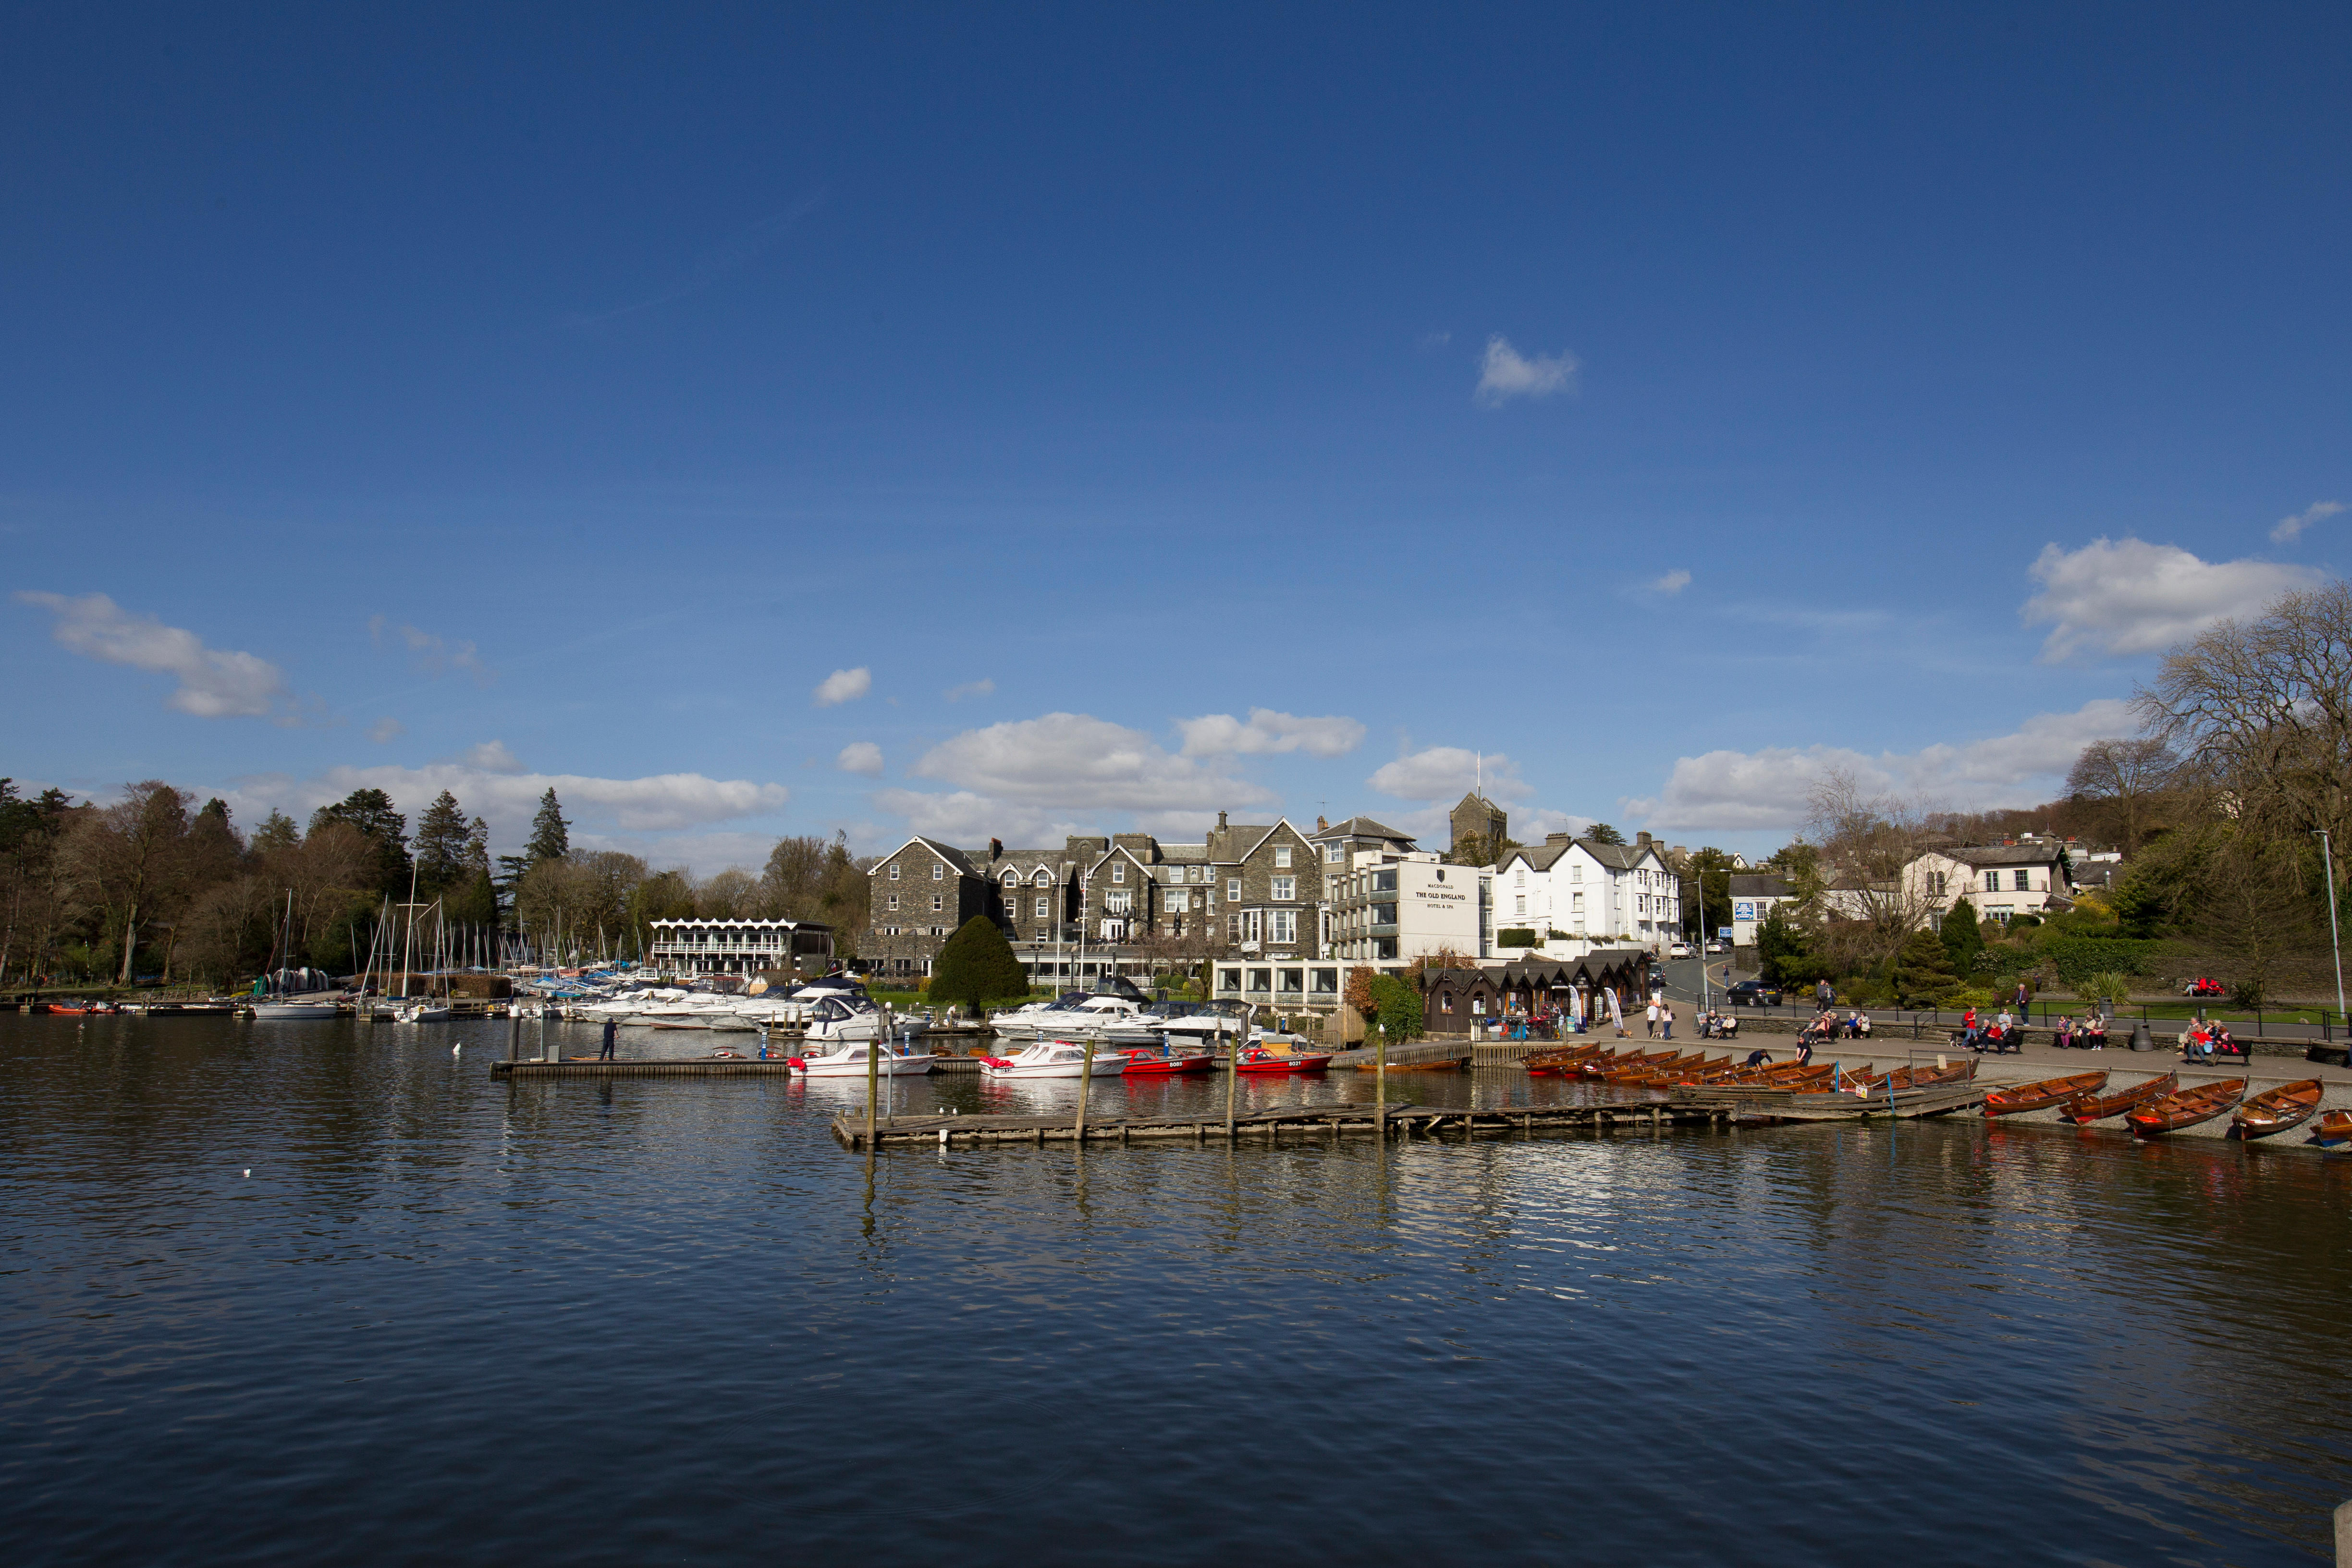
left=791, top=1040, right=938, bottom=1078
left=394, top=1001, right=453, bottom=1023
left=250, top=999, right=342, bottom=1021
left=800, top=993, right=925, bottom=1047
left=1159, top=1000, right=1252, bottom=1046
left=980, top=1040, right=1130, bottom=1078
left=991, top=993, right=1145, bottom=1042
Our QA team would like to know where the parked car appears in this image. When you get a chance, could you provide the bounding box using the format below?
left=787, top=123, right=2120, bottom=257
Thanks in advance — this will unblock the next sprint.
left=1725, top=980, right=1783, bottom=1006
left=1704, top=940, right=1728, bottom=955
left=2183, top=977, right=2226, bottom=998
left=1667, top=942, right=1692, bottom=959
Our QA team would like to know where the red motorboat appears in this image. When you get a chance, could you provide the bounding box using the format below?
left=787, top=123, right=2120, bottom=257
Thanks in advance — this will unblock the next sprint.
left=1120, top=1045, right=1216, bottom=1075
left=1233, top=1044, right=1334, bottom=1074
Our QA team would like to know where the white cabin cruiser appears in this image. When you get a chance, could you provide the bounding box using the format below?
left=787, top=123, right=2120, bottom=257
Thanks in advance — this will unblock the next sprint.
left=799, top=993, right=926, bottom=1046
left=251, top=997, right=342, bottom=1021
left=791, top=1039, right=938, bottom=1078
left=979, top=1039, right=1130, bottom=1078
left=992, top=992, right=1145, bottom=1042
left=1159, top=1000, right=1252, bottom=1046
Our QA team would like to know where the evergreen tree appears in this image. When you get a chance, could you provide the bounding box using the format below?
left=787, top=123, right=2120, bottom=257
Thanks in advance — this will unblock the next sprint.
left=928, top=916, right=1030, bottom=1010
left=1755, top=905, right=1810, bottom=986
left=1367, top=971, right=1427, bottom=1045
left=1892, top=925, right=1962, bottom=1008
left=526, top=789, right=570, bottom=866
left=1940, top=897, right=1984, bottom=973
left=1585, top=822, right=1628, bottom=846
left=251, top=810, right=302, bottom=856
left=446, top=867, right=499, bottom=930
left=413, top=790, right=471, bottom=895
left=308, top=788, right=411, bottom=893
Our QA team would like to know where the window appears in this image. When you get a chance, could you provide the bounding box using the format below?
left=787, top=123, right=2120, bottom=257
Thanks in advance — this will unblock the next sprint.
left=1164, top=890, right=1187, bottom=913
left=1217, top=968, right=1241, bottom=995
left=1570, top=865, right=1582, bottom=884
left=1106, top=891, right=1131, bottom=913
left=889, top=863, right=900, bottom=881
left=1440, top=991, right=1454, bottom=1014
left=1274, top=845, right=1291, bottom=868
left=1571, top=892, right=1584, bottom=913
left=1247, top=968, right=1273, bottom=993
left=1112, top=863, right=1125, bottom=883
left=1311, top=968, right=1338, bottom=994
left=931, top=863, right=943, bottom=881
left=1984, top=871, right=1999, bottom=892
left=1470, top=997, right=1485, bottom=1016
left=1272, top=876, right=1295, bottom=902
left=1270, top=910, right=1297, bottom=944
left=888, top=894, right=899, bottom=910
left=1205, top=889, right=1217, bottom=910
left=1325, top=843, right=1342, bottom=863
left=931, top=894, right=943, bottom=912
left=1003, top=872, right=1017, bottom=887
left=1515, top=895, right=1526, bottom=916
left=2014, top=870, right=2031, bottom=891
left=1515, top=869, right=1525, bottom=888
left=1227, top=878, right=1241, bottom=901
left=1276, top=968, right=1303, bottom=994
left=1227, top=913, right=1241, bottom=940
left=1035, top=896, right=1049, bottom=919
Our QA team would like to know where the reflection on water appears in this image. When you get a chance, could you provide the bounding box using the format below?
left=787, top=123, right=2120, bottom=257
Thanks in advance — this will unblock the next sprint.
left=1, top=1014, right=2349, bottom=1567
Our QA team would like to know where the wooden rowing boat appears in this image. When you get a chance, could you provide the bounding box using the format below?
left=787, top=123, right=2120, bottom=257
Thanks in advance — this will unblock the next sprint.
left=1384, top=1055, right=1469, bottom=1072
left=2229, top=1078, right=2323, bottom=1140
left=2058, top=1071, right=2175, bottom=1124
left=1603, top=1051, right=1711, bottom=1083
left=1983, top=1071, right=2110, bottom=1117
left=1577, top=1048, right=1678, bottom=1079
left=1524, top=1044, right=1609, bottom=1076
left=2126, top=1078, right=2245, bottom=1138
left=2307, top=1108, right=2352, bottom=1149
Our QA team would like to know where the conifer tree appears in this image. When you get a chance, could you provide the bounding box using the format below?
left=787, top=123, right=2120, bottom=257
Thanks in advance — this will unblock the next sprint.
left=928, top=915, right=1030, bottom=1010
left=1940, top=896, right=1984, bottom=974
left=1892, top=925, right=1962, bottom=1008
left=526, top=789, right=570, bottom=866
left=413, top=790, right=471, bottom=895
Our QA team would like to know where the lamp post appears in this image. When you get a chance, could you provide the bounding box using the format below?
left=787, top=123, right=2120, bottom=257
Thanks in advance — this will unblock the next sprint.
left=2317, top=831, right=2347, bottom=1038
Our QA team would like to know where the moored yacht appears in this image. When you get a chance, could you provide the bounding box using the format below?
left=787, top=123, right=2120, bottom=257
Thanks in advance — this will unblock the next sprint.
left=980, top=1039, right=1130, bottom=1078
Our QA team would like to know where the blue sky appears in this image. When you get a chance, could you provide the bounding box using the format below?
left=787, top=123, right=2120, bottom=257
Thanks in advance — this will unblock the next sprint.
left=4, top=2, right=2346, bottom=868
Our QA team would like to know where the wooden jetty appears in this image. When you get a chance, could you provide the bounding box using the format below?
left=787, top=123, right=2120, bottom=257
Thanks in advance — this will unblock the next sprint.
left=493, top=1056, right=800, bottom=1078
left=833, top=1097, right=1737, bottom=1150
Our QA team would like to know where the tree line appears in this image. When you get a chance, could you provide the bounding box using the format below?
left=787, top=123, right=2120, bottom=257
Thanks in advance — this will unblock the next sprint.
left=0, top=778, right=875, bottom=989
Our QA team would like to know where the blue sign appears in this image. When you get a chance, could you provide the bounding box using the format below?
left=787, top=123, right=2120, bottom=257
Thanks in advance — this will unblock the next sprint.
left=1718, top=927, right=1733, bottom=940
left=1733, top=902, right=1755, bottom=922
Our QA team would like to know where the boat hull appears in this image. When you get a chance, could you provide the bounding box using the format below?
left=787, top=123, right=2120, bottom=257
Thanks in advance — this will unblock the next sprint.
left=2059, top=1072, right=2176, bottom=1124
left=1233, top=1052, right=1334, bottom=1074
left=1120, top=1053, right=1215, bottom=1075
left=2127, top=1080, right=2245, bottom=1138
left=1983, top=1071, right=2110, bottom=1116
left=2229, top=1079, right=2323, bottom=1140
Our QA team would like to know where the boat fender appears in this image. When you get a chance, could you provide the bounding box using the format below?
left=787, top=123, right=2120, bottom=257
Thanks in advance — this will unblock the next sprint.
left=786, top=1057, right=807, bottom=1070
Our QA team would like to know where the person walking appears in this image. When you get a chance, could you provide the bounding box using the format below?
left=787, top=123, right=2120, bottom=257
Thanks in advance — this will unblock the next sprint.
left=1645, top=998, right=1659, bottom=1038
left=1960, top=1005, right=1980, bottom=1050
left=1815, top=979, right=1834, bottom=1012
left=1661, top=1004, right=1675, bottom=1041
left=599, top=1016, right=618, bottom=1060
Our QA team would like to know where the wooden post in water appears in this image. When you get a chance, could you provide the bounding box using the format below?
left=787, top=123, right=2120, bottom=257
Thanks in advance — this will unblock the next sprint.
left=1074, top=1038, right=1096, bottom=1144
left=1225, top=1027, right=1239, bottom=1140
left=867, top=1003, right=887, bottom=1151
left=507, top=1007, right=519, bottom=1064
left=2332, top=1497, right=2352, bottom=1568
left=1374, top=1030, right=1386, bottom=1141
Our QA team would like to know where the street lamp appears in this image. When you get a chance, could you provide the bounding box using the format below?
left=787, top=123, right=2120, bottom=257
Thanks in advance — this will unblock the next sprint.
left=2317, top=831, right=2348, bottom=1040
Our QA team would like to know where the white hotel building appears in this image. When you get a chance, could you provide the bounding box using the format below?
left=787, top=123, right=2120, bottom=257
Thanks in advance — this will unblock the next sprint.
left=648, top=919, right=837, bottom=979
left=1490, top=832, right=1682, bottom=948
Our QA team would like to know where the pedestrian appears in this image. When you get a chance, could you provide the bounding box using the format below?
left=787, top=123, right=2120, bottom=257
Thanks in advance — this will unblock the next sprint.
left=1815, top=979, right=1834, bottom=1011
left=2011, top=980, right=2029, bottom=1011
left=1645, top=998, right=1659, bottom=1038
left=1661, top=1004, right=1674, bottom=1041
left=1960, top=1006, right=1980, bottom=1050
left=599, top=1017, right=617, bottom=1060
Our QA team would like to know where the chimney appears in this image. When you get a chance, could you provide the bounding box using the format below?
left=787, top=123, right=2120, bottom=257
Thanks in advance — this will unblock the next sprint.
left=1217, top=810, right=1227, bottom=830
left=1636, top=831, right=1653, bottom=847
left=1546, top=832, right=1571, bottom=846
left=1316, top=815, right=1328, bottom=832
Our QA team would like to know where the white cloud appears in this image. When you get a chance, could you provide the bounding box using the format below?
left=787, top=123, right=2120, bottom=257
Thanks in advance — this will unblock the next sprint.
left=943, top=678, right=995, bottom=702
left=368, top=717, right=404, bottom=744
left=878, top=712, right=1274, bottom=841
left=17, top=591, right=292, bottom=720
left=1177, top=708, right=1366, bottom=759
left=461, top=740, right=527, bottom=774
left=368, top=615, right=493, bottom=685
left=836, top=741, right=884, bottom=776
left=2022, top=538, right=2318, bottom=662
left=813, top=667, right=872, bottom=706
left=1368, top=746, right=1530, bottom=803
left=2272, top=500, right=2345, bottom=545
left=221, top=762, right=788, bottom=842
left=1650, top=569, right=1692, bottom=595
left=1515, top=807, right=1599, bottom=840
left=1475, top=335, right=1577, bottom=407
left=1622, top=698, right=2138, bottom=833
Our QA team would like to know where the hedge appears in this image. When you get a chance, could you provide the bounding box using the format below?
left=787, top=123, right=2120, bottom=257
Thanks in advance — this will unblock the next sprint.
left=2044, top=937, right=2159, bottom=987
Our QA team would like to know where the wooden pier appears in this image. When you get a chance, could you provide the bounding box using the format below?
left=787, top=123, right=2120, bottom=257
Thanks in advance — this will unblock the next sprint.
left=492, top=1056, right=800, bottom=1078
left=832, top=1097, right=1737, bottom=1150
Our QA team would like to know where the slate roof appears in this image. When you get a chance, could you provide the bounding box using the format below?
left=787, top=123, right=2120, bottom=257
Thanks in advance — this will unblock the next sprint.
left=1941, top=844, right=2071, bottom=869
left=1727, top=874, right=1795, bottom=899
left=1317, top=815, right=1415, bottom=843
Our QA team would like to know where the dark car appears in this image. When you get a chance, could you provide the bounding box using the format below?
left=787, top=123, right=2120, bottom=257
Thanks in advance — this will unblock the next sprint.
left=1725, top=980, right=1783, bottom=1006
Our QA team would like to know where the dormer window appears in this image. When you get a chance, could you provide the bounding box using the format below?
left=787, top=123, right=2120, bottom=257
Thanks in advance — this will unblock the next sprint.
left=1274, top=846, right=1291, bottom=868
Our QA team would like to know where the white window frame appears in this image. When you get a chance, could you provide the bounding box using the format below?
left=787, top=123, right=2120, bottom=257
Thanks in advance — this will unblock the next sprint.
left=1274, top=845, right=1291, bottom=869
left=1272, top=876, right=1295, bottom=902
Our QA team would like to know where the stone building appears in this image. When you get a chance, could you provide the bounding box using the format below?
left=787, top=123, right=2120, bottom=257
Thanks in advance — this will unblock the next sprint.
left=1449, top=791, right=1507, bottom=858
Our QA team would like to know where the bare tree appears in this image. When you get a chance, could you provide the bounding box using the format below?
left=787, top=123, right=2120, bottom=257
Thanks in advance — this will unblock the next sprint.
left=2135, top=581, right=2352, bottom=853
left=1802, top=768, right=1948, bottom=969
left=2065, top=737, right=2178, bottom=853
left=67, top=782, right=192, bottom=985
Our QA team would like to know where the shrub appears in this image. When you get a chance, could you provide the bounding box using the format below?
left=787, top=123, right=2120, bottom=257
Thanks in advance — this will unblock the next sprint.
left=927, top=917, right=1030, bottom=1010
left=2045, top=938, right=2159, bottom=988
left=1941, top=898, right=1984, bottom=972
left=1496, top=928, right=1540, bottom=948
left=1366, top=972, right=1426, bottom=1047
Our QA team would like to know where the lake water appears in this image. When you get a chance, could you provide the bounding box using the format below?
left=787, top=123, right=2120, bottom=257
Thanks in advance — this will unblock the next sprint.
left=4, top=1014, right=2350, bottom=1565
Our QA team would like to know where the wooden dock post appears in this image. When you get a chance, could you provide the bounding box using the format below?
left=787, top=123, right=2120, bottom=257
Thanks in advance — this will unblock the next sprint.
left=1074, top=1038, right=1096, bottom=1144
left=507, top=1009, right=519, bottom=1064
left=866, top=1004, right=885, bottom=1152
left=1224, top=1037, right=1238, bottom=1140
left=1373, top=1034, right=1386, bottom=1142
